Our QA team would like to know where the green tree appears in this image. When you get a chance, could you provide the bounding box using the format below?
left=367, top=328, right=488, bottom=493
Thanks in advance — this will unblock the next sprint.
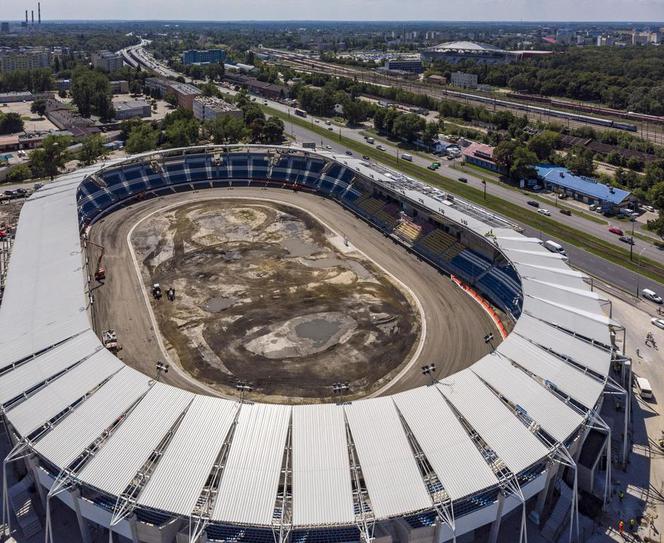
left=70, top=67, right=114, bottom=120
left=260, top=117, right=285, bottom=144
left=164, top=118, right=200, bottom=148
left=391, top=113, right=425, bottom=143
left=566, top=148, right=595, bottom=177
left=31, top=98, right=47, bottom=116
left=494, top=140, right=538, bottom=180
left=342, top=100, right=366, bottom=126
left=206, top=115, right=247, bottom=144
left=79, top=134, right=107, bottom=165
left=164, top=93, right=178, bottom=107
left=527, top=131, right=561, bottom=161
left=129, top=80, right=143, bottom=95
left=5, top=164, right=32, bottom=182
left=126, top=124, right=159, bottom=154
left=0, top=112, right=24, bottom=134
left=29, top=135, right=72, bottom=179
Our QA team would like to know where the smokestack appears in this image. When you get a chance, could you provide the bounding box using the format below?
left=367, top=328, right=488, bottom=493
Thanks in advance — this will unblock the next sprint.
left=31, top=10, right=34, bottom=24
left=25, top=10, right=28, bottom=24
left=38, top=3, right=41, bottom=24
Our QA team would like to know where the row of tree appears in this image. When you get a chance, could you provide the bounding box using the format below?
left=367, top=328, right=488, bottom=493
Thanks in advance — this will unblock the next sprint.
left=122, top=90, right=285, bottom=154
left=429, top=46, right=664, bottom=115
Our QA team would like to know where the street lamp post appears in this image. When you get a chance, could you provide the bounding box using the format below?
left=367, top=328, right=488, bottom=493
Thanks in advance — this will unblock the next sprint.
left=629, top=218, right=636, bottom=261
left=482, top=180, right=487, bottom=200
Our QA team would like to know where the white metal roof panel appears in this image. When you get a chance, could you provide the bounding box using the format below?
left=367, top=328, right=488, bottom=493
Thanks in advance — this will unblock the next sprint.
left=504, top=250, right=569, bottom=270
left=516, top=264, right=588, bottom=290
left=6, top=349, right=124, bottom=436
left=0, top=330, right=101, bottom=405
left=291, top=404, right=355, bottom=526
left=472, top=354, right=584, bottom=443
left=393, top=386, right=497, bottom=501
left=33, top=367, right=151, bottom=468
left=439, top=370, right=549, bottom=474
left=522, top=279, right=604, bottom=314
left=138, top=396, right=238, bottom=516
left=344, top=397, right=431, bottom=519
left=523, top=297, right=612, bottom=346
left=77, top=384, right=194, bottom=497
left=0, top=182, right=89, bottom=366
left=498, top=334, right=605, bottom=408
left=212, top=403, right=291, bottom=525
left=513, top=314, right=611, bottom=376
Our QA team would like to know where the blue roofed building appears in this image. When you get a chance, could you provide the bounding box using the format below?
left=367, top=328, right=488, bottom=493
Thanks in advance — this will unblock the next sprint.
left=181, top=49, right=226, bottom=65
left=536, top=165, right=633, bottom=212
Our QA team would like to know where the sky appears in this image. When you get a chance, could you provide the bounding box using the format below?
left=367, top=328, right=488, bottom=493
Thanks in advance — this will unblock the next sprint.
left=9, top=0, right=664, bottom=22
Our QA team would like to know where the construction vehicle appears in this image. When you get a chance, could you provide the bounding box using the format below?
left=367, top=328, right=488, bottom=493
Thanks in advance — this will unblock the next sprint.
left=152, top=283, right=162, bottom=300
left=102, top=329, right=120, bottom=352
left=167, top=287, right=175, bottom=301
left=87, top=240, right=106, bottom=281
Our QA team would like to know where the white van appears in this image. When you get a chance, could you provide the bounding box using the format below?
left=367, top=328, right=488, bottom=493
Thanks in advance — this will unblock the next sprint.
left=401, top=153, right=413, bottom=162
left=366, top=137, right=375, bottom=144
left=543, top=240, right=566, bottom=256
left=642, top=288, right=663, bottom=304
left=635, top=377, right=653, bottom=399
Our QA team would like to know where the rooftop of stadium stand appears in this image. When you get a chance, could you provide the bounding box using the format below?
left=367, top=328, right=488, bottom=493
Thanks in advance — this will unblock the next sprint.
left=423, top=41, right=510, bottom=54
left=0, top=145, right=619, bottom=536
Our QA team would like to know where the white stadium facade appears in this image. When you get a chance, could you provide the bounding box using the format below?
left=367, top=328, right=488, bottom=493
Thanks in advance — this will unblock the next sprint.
left=0, top=145, right=628, bottom=543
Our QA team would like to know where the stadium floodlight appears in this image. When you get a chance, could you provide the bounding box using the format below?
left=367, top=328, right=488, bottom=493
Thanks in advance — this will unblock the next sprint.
left=155, top=361, right=169, bottom=381
left=332, top=382, right=350, bottom=395
left=421, top=363, right=436, bottom=384
left=235, top=381, right=253, bottom=403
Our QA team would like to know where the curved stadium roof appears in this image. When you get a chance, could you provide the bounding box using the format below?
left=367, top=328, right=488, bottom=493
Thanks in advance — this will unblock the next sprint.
left=0, top=146, right=614, bottom=530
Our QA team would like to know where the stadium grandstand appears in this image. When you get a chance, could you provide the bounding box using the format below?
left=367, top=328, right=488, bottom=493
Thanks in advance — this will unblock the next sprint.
left=0, top=145, right=628, bottom=543
left=420, top=41, right=516, bottom=64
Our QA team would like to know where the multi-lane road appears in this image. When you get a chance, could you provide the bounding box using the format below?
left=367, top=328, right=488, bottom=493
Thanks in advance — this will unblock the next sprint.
left=124, top=44, right=664, bottom=296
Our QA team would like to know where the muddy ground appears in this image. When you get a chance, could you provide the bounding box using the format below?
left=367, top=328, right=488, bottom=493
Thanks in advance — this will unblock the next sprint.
left=131, top=199, right=421, bottom=402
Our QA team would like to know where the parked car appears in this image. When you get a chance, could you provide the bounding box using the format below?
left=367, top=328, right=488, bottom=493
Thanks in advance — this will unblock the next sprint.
left=377, top=145, right=386, bottom=151
left=651, top=318, right=664, bottom=330
left=643, top=289, right=663, bottom=303
left=608, top=226, right=624, bottom=236
left=560, top=209, right=572, bottom=216
left=345, top=150, right=352, bottom=156
left=619, top=236, right=635, bottom=245
left=527, top=200, right=540, bottom=208
left=362, top=155, right=370, bottom=160
left=457, top=177, right=468, bottom=183
left=537, top=208, right=551, bottom=216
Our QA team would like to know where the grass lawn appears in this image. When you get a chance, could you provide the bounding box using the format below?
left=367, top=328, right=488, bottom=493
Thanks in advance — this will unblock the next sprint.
left=266, top=105, right=664, bottom=285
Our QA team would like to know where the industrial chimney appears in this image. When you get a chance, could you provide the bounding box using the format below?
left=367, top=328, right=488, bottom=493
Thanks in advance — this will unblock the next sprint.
left=31, top=10, right=34, bottom=24
left=38, top=2, right=41, bottom=24
left=25, top=10, right=28, bottom=24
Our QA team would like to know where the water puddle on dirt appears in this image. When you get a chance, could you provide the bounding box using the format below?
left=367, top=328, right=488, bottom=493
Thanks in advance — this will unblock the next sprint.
left=295, top=318, right=343, bottom=346
left=204, top=296, right=238, bottom=313
left=282, top=237, right=320, bottom=257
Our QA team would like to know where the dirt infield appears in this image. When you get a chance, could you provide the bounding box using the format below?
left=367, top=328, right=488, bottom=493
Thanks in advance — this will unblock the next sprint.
left=130, top=199, right=420, bottom=401
left=88, top=188, right=499, bottom=403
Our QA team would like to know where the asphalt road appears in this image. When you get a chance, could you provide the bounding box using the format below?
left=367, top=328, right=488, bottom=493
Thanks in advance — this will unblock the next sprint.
left=127, top=48, right=664, bottom=296
left=267, top=106, right=664, bottom=295
left=89, top=188, right=498, bottom=402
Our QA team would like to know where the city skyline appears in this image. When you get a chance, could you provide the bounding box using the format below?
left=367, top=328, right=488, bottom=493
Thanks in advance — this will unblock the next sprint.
left=4, top=0, right=664, bottom=22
